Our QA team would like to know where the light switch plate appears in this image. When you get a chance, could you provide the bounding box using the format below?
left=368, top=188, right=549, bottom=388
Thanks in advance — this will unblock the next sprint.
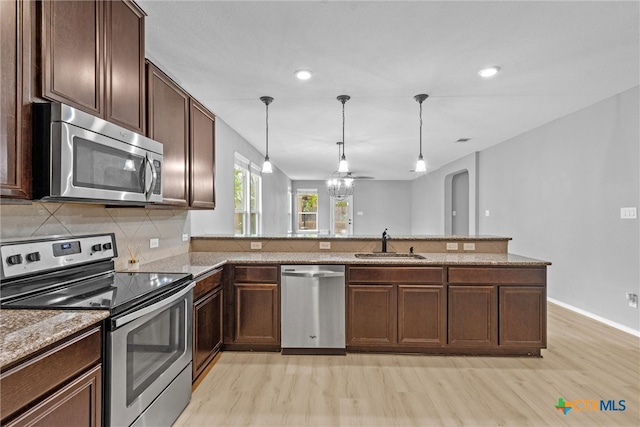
left=357, top=211, right=364, bottom=216
left=446, top=243, right=458, bottom=251
left=250, top=242, right=262, bottom=250
left=485, top=210, right=490, bottom=217
left=463, top=243, right=476, bottom=251
left=149, top=238, right=159, bottom=248
left=621, top=207, right=637, bottom=219
left=319, top=242, right=331, bottom=250
left=182, top=234, right=189, bottom=242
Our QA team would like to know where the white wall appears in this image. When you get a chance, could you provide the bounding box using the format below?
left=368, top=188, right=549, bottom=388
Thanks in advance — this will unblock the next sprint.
left=411, top=152, right=478, bottom=235
left=478, top=86, right=639, bottom=332
left=291, top=180, right=412, bottom=236
left=352, top=180, right=412, bottom=236
left=191, top=118, right=291, bottom=235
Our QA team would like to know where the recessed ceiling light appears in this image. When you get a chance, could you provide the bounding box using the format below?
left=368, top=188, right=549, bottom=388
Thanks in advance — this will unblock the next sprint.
left=294, top=69, right=313, bottom=80
left=478, top=66, right=500, bottom=78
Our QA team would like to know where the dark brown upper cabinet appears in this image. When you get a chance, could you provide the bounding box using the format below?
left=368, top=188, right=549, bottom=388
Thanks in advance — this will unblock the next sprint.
left=146, top=61, right=190, bottom=207
left=40, top=0, right=145, bottom=134
left=104, top=0, right=146, bottom=133
left=190, top=99, right=216, bottom=209
left=1, top=0, right=33, bottom=199
left=146, top=61, right=216, bottom=209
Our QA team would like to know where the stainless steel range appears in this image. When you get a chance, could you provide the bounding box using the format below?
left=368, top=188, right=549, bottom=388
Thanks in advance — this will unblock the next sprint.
left=0, top=233, right=194, bottom=427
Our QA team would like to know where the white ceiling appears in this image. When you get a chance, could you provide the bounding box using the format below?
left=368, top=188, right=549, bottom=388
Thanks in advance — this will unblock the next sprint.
left=138, top=0, right=639, bottom=181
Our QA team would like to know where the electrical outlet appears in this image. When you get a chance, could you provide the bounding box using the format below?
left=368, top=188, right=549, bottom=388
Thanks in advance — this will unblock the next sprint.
left=625, top=293, right=638, bottom=308
left=446, top=243, right=458, bottom=251
left=319, top=242, right=331, bottom=250
left=250, top=242, right=262, bottom=250
left=182, top=234, right=189, bottom=242
left=149, top=238, right=159, bottom=248
left=485, top=210, right=490, bottom=217
left=463, top=243, right=476, bottom=251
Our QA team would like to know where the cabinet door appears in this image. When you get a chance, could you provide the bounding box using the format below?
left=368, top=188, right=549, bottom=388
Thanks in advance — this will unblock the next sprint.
left=41, top=0, right=103, bottom=115
left=5, top=365, right=102, bottom=427
left=105, top=0, right=145, bottom=133
left=398, top=285, right=446, bottom=346
left=234, top=283, right=279, bottom=344
left=347, top=284, right=396, bottom=346
left=189, top=99, right=216, bottom=209
left=0, top=0, right=31, bottom=199
left=193, top=287, right=223, bottom=381
left=448, top=285, right=497, bottom=347
left=146, top=61, right=189, bottom=206
left=499, top=286, right=546, bottom=348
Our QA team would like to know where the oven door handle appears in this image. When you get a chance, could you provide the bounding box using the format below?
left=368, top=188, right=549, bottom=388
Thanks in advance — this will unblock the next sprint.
left=113, top=282, right=194, bottom=328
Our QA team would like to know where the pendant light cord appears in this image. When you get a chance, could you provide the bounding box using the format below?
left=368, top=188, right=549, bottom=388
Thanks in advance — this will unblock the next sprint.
left=419, top=100, right=423, bottom=157
left=265, top=102, right=269, bottom=157
left=342, top=101, right=346, bottom=158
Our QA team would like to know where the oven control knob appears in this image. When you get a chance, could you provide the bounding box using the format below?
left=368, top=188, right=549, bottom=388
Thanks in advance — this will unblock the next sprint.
left=26, top=252, right=41, bottom=262
left=6, top=254, right=23, bottom=265
left=102, top=242, right=112, bottom=251
left=91, top=244, right=102, bottom=252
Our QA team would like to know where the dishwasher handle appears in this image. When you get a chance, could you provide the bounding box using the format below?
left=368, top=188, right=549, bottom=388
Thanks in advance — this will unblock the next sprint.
left=281, top=270, right=344, bottom=278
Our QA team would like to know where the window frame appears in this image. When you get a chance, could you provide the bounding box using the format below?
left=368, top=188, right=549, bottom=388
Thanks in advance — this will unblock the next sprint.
left=234, top=154, right=263, bottom=235
left=295, top=188, right=319, bottom=234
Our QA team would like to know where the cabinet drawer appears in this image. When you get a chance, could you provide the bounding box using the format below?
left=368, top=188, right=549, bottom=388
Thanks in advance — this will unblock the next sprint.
left=0, top=326, right=101, bottom=422
left=234, top=265, right=278, bottom=283
left=194, top=268, right=222, bottom=300
left=448, top=267, right=546, bottom=284
left=349, top=267, right=444, bottom=284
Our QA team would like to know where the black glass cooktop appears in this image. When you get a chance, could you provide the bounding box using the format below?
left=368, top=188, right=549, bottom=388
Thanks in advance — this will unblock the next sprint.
left=2, top=271, right=192, bottom=315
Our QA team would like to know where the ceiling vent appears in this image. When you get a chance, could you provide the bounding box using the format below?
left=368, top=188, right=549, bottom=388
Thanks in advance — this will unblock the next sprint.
left=454, top=138, right=471, bottom=143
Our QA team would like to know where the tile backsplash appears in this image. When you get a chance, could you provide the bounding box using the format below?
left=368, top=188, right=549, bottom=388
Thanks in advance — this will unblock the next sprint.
left=0, top=202, right=190, bottom=271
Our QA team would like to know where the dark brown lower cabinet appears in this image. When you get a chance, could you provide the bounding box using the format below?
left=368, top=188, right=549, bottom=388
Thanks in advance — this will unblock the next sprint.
left=499, top=286, right=546, bottom=347
left=0, top=326, right=102, bottom=426
left=347, top=284, right=396, bottom=346
left=4, top=365, right=102, bottom=427
left=398, top=285, right=446, bottom=346
left=193, top=287, right=223, bottom=382
left=234, top=283, right=279, bottom=345
left=448, top=285, right=498, bottom=347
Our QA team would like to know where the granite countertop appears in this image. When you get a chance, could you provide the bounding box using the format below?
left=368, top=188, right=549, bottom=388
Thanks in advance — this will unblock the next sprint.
left=0, top=309, right=109, bottom=369
left=193, top=234, right=512, bottom=241
left=137, top=251, right=551, bottom=278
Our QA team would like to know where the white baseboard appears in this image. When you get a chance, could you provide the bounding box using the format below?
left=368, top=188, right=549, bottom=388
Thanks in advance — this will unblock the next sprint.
left=548, top=298, right=640, bottom=338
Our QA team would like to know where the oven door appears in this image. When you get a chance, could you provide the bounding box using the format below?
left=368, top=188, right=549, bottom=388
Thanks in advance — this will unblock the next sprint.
left=108, top=283, right=194, bottom=427
left=53, top=122, right=162, bottom=203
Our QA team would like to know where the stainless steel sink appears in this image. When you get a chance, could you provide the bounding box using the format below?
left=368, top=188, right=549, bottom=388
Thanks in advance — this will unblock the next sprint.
left=354, top=253, right=425, bottom=259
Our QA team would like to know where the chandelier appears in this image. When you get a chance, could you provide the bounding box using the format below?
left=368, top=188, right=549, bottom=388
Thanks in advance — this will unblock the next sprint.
left=327, top=142, right=354, bottom=200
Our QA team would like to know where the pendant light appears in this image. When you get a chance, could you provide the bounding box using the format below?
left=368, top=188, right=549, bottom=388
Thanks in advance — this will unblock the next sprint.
left=260, top=96, right=273, bottom=173
left=327, top=142, right=354, bottom=200
left=414, top=94, right=429, bottom=173
left=337, top=95, right=350, bottom=173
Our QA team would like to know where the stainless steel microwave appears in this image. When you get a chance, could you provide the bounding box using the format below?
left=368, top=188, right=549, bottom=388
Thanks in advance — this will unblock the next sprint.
left=32, top=103, right=163, bottom=204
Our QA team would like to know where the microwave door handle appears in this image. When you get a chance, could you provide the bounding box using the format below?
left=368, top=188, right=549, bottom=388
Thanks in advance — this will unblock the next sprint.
left=144, top=155, right=157, bottom=201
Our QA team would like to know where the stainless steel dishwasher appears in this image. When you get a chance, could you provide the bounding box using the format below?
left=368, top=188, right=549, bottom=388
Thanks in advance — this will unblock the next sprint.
left=281, top=265, right=346, bottom=355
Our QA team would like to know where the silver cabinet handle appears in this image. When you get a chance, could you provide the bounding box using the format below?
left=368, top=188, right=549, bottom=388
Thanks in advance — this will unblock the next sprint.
left=282, top=271, right=344, bottom=278
left=114, top=282, right=195, bottom=328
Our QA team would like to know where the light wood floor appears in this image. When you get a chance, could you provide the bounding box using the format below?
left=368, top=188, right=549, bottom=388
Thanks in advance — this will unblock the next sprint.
left=176, top=303, right=640, bottom=426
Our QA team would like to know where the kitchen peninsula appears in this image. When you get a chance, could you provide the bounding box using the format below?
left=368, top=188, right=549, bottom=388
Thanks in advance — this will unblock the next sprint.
left=139, top=234, right=550, bottom=359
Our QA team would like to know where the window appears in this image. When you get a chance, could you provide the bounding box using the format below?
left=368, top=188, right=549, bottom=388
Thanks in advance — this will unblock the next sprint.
left=296, top=189, right=318, bottom=233
left=234, top=154, right=262, bottom=235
